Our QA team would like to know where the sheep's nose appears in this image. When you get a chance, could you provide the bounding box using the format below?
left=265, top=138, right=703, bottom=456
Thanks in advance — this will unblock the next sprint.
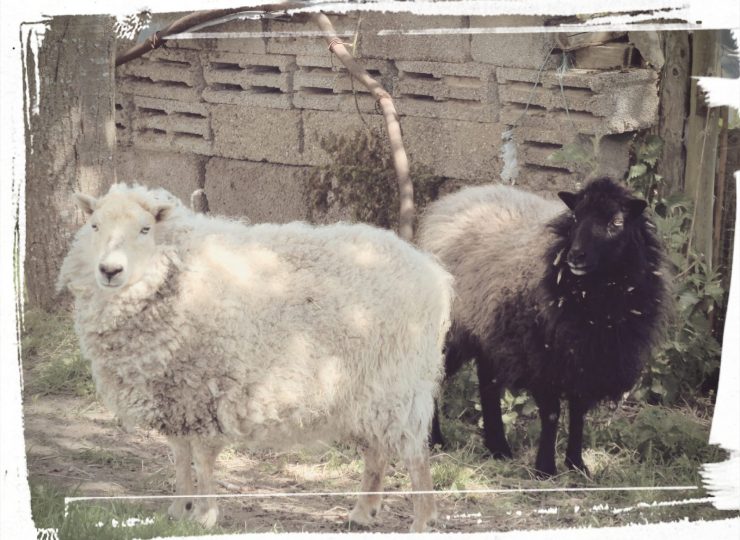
left=568, top=247, right=586, bottom=264
left=99, top=263, right=123, bottom=280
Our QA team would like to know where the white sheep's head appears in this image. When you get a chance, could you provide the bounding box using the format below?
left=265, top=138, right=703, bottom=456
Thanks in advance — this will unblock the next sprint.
left=74, top=188, right=173, bottom=290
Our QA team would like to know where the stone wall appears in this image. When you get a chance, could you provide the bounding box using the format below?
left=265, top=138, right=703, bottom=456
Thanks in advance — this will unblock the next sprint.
left=114, top=12, right=661, bottom=224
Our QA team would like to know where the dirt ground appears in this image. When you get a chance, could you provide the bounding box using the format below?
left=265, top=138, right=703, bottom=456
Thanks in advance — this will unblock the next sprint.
left=24, top=394, right=523, bottom=534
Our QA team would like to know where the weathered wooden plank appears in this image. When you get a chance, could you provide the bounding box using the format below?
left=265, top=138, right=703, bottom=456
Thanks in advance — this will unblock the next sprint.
left=556, top=31, right=625, bottom=51
left=684, top=30, right=723, bottom=268
left=657, top=31, right=690, bottom=195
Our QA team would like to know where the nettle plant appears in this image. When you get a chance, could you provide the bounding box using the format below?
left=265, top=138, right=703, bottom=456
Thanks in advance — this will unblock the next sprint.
left=624, top=135, right=724, bottom=404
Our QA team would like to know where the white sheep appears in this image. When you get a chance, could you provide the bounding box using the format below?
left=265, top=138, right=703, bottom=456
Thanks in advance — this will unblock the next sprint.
left=57, top=183, right=453, bottom=532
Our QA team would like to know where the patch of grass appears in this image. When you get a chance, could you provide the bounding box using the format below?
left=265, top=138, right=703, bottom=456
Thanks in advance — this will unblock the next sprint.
left=29, top=479, right=224, bottom=540
left=429, top=398, right=737, bottom=528
left=75, top=448, right=141, bottom=469
left=21, top=308, right=94, bottom=399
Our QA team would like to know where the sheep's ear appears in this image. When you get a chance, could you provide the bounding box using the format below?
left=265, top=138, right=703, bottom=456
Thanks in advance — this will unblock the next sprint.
left=625, top=198, right=648, bottom=218
left=558, top=191, right=579, bottom=211
left=150, top=203, right=174, bottom=223
left=74, top=193, right=97, bottom=216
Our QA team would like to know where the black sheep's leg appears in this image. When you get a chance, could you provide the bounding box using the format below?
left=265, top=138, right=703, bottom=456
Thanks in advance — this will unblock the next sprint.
left=532, top=390, right=561, bottom=478
left=429, top=402, right=445, bottom=448
left=429, top=339, right=468, bottom=446
left=476, top=359, right=512, bottom=459
left=565, top=396, right=591, bottom=476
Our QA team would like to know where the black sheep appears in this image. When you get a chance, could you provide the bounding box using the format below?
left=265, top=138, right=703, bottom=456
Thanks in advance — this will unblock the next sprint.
left=418, top=178, right=670, bottom=477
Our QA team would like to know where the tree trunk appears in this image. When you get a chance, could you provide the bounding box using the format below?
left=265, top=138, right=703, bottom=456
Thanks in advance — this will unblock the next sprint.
left=684, top=30, right=722, bottom=268
left=24, top=15, right=116, bottom=310
left=656, top=31, right=690, bottom=196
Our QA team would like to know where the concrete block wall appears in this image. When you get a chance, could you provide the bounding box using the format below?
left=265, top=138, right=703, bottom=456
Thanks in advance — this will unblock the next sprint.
left=115, top=12, right=661, bottom=222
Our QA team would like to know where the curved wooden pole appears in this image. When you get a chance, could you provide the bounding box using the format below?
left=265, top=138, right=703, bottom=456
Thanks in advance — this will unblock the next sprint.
left=311, top=12, right=414, bottom=241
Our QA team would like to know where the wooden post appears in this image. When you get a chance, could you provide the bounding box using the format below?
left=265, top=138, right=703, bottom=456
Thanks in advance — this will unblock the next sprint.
left=684, top=30, right=722, bottom=268
left=656, top=31, right=690, bottom=196
left=24, top=16, right=116, bottom=309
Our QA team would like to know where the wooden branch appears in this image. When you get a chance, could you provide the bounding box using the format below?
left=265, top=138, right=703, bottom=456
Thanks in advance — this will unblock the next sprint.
left=311, top=12, right=414, bottom=241
left=115, top=3, right=307, bottom=66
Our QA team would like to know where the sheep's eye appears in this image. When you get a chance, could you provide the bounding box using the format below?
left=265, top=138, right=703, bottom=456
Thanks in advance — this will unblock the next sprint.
left=140, top=226, right=151, bottom=235
left=611, top=217, right=624, bottom=228
left=91, top=223, right=99, bottom=231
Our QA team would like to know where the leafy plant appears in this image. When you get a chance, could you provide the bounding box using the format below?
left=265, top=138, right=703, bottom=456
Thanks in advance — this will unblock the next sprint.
left=624, top=134, right=724, bottom=404
left=306, top=127, right=445, bottom=230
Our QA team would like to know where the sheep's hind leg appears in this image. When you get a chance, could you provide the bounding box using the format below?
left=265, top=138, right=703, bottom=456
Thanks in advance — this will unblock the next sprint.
left=167, top=437, right=194, bottom=520
left=532, top=390, right=561, bottom=478
left=476, top=360, right=513, bottom=459
left=349, top=446, right=387, bottom=527
left=429, top=402, right=445, bottom=448
left=404, top=449, right=436, bottom=533
left=191, top=438, right=224, bottom=529
left=564, top=397, right=591, bottom=477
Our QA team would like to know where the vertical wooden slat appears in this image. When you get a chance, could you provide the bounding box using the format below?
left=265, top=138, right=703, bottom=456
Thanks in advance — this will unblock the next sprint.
left=684, top=30, right=722, bottom=269
left=656, top=31, right=690, bottom=196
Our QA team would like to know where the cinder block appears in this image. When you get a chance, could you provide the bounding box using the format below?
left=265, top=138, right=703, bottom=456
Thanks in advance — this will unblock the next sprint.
left=470, top=16, right=559, bottom=69
left=117, top=48, right=204, bottom=102
left=515, top=167, right=579, bottom=195
left=301, top=110, right=385, bottom=166
left=129, top=96, right=213, bottom=155
left=205, top=158, right=309, bottom=223
left=202, top=51, right=295, bottom=109
left=395, top=97, right=497, bottom=122
left=132, top=96, right=211, bottom=139
left=118, top=47, right=202, bottom=84
left=114, top=147, right=205, bottom=204
left=210, top=105, right=304, bottom=165
left=267, top=15, right=359, bottom=57
left=498, top=67, right=659, bottom=135
left=393, top=60, right=497, bottom=121
left=402, top=117, right=505, bottom=181
left=293, top=56, right=391, bottom=112
left=359, top=13, right=470, bottom=63
left=133, top=129, right=214, bottom=156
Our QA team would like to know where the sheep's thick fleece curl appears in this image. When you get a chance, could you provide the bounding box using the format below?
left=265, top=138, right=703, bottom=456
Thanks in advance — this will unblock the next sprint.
left=57, top=183, right=453, bottom=531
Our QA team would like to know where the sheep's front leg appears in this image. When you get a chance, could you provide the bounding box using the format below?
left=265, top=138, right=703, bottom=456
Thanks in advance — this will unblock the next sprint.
left=404, top=450, right=436, bottom=533
left=533, top=390, right=561, bottom=478
left=167, top=436, right=194, bottom=520
left=565, top=396, right=591, bottom=476
left=476, top=359, right=512, bottom=459
left=349, top=446, right=387, bottom=527
left=191, top=438, right=224, bottom=529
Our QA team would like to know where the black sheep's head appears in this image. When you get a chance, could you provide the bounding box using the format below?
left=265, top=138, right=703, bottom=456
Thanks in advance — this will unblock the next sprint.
left=557, top=178, right=647, bottom=276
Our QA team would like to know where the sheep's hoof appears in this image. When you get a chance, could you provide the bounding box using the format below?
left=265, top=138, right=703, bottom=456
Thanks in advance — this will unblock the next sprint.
left=409, top=518, right=434, bottom=533
left=348, top=505, right=376, bottom=528
left=565, top=457, right=591, bottom=478
left=487, top=445, right=513, bottom=460
left=167, top=499, right=193, bottom=520
left=533, top=462, right=556, bottom=479
left=194, top=506, right=219, bottom=529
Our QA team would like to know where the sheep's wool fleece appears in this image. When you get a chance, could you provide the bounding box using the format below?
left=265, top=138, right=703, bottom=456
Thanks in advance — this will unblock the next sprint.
left=58, top=185, right=453, bottom=457
left=417, top=184, right=561, bottom=343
